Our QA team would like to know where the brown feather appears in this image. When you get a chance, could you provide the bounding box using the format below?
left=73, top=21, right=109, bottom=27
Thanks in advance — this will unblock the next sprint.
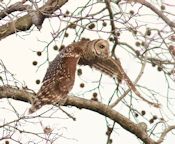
left=79, top=55, right=160, bottom=108
left=29, top=45, right=81, bottom=114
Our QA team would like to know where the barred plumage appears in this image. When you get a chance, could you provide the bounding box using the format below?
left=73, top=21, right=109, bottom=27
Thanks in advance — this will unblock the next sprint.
left=29, top=39, right=110, bottom=114
left=79, top=42, right=160, bottom=108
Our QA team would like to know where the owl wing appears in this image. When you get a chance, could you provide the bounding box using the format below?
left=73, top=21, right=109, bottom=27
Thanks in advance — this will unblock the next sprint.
left=42, top=54, right=64, bottom=82
left=29, top=55, right=68, bottom=114
left=41, top=45, right=77, bottom=94
left=29, top=45, right=80, bottom=114
left=79, top=56, right=160, bottom=108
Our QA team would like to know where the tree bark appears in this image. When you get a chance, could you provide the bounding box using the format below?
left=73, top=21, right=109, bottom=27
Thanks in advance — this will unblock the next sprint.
left=0, top=86, right=157, bottom=144
left=0, top=0, right=68, bottom=40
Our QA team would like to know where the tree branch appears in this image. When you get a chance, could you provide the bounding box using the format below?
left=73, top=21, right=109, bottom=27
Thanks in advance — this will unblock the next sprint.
left=0, top=0, right=68, bottom=40
left=157, top=125, right=175, bottom=144
left=0, top=2, right=31, bottom=19
left=104, top=0, right=118, bottom=55
left=138, top=0, right=175, bottom=28
left=0, top=86, right=34, bottom=103
left=0, top=85, right=157, bottom=144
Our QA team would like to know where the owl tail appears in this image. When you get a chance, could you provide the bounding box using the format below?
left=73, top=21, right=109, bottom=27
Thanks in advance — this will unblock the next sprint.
left=28, top=100, right=42, bottom=114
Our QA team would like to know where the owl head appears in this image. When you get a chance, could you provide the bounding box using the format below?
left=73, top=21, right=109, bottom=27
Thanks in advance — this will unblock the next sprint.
left=91, top=39, right=110, bottom=58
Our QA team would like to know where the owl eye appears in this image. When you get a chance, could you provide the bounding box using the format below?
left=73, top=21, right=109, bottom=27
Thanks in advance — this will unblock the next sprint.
left=99, top=44, right=105, bottom=49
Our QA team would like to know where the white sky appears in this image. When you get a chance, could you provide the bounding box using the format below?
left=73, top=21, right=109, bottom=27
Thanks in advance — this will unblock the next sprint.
left=0, top=0, right=175, bottom=144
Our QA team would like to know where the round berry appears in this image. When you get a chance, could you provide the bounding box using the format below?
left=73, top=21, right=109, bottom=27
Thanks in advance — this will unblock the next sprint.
left=146, top=29, right=151, bottom=36
left=64, top=32, right=69, bottom=37
left=129, top=10, right=134, bottom=15
left=80, top=83, right=85, bottom=88
left=153, top=115, right=158, bottom=120
left=37, top=51, right=42, bottom=56
left=53, top=45, right=58, bottom=50
left=36, top=79, right=40, bottom=84
left=152, top=62, right=156, bottom=67
left=77, top=68, right=82, bottom=76
left=32, top=61, right=37, bottom=66
left=88, top=23, right=95, bottom=29
left=135, top=41, right=140, bottom=47
left=109, top=37, right=114, bottom=42
left=69, top=23, right=76, bottom=29
left=157, top=66, right=162, bottom=71
left=93, top=92, right=98, bottom=97
left=134, top=113, right=139, bottom=117
left=5, top=141, right=9, bottom=144
left=160, top=5, right=165, bottom=10
left=149, top=118, right=154, bottom=124
left=141, top=110, right=146, bottom=116
left=135, top=50, right=140, bottom=57
left=102, top=22, right=107, bottom=27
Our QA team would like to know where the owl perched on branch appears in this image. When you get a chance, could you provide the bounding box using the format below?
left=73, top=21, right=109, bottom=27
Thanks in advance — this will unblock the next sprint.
left=29, top=39, right=109, bottom=114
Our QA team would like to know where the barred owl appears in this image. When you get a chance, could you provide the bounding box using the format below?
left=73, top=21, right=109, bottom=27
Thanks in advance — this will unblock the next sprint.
left=29, top=39, right=109, bottom=114
left=79, top=42, right=160, bottom=108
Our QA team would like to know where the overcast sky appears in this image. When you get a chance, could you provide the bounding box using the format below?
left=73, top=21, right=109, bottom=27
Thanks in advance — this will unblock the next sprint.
left=0, top=0, right=175, bottom=144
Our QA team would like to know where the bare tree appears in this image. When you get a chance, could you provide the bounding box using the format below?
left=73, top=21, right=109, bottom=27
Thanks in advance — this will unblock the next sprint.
left=0, top=0, right=175, bottom=144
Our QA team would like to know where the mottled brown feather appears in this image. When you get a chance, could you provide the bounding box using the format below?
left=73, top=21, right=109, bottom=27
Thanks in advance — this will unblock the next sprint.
left=79, top=49, right=160, bottom=108
left=29, top=39, right=110, bottom=114
left=29, top=45, right=81, bottom=114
